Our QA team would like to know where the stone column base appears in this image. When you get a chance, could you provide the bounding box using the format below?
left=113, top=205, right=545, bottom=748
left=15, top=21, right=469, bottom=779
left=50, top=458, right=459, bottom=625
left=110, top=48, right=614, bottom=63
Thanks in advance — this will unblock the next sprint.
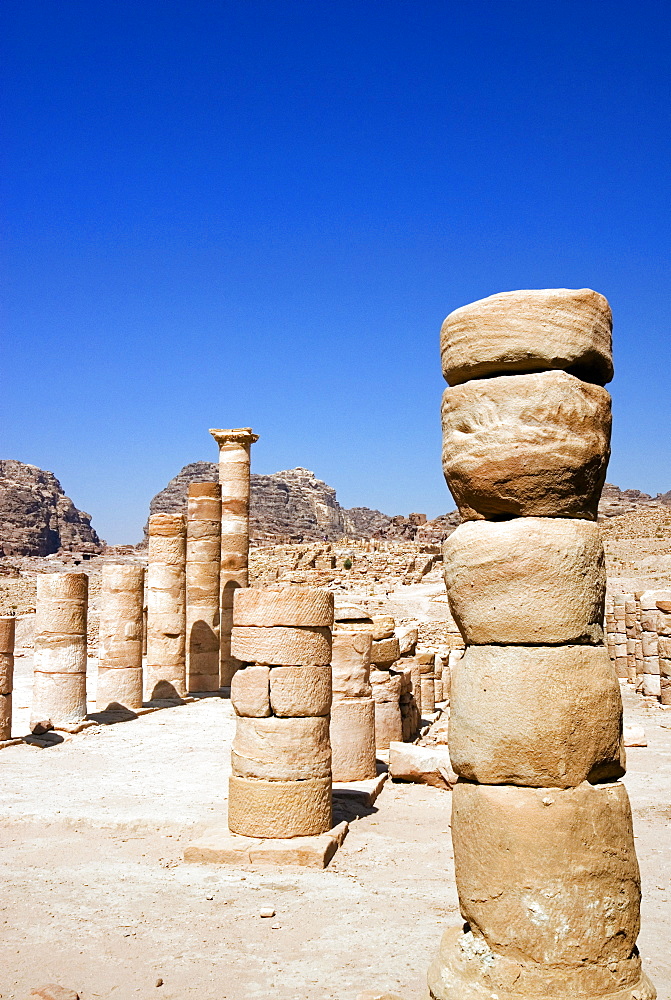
left=184, top=820, right=347, bottom=869
left=427, top=926, right=656, bottom=1000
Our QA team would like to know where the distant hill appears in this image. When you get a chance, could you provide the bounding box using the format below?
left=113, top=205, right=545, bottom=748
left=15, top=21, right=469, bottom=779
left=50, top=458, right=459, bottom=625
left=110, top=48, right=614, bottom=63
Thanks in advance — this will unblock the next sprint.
left=0, top=460, right=103, bottom=557
left=148, top=462, right=454, bottom=542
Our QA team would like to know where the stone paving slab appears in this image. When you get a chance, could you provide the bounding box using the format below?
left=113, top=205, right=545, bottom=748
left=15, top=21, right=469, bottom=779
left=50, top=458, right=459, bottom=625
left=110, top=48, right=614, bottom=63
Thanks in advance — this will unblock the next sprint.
left=184, top=820, right=349, bottom=868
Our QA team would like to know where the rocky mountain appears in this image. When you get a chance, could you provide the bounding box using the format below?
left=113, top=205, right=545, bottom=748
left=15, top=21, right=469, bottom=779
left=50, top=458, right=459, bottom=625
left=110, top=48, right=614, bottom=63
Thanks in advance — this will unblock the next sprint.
left=148, top=463, right=446, bottom=541
left=598, top=482, right=669, bottom=519
left=0, top=460, right=103, bottom=557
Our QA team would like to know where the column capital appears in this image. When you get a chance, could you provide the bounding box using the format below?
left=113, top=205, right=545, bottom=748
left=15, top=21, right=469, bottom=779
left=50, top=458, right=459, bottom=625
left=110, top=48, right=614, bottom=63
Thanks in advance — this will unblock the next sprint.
left=209, top=427, right=259, bottom=449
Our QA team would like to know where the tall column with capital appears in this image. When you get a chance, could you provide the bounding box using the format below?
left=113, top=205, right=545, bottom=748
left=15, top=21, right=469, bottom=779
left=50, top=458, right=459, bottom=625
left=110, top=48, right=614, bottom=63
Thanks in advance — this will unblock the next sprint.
left=209, top=428, right=258, bottom=688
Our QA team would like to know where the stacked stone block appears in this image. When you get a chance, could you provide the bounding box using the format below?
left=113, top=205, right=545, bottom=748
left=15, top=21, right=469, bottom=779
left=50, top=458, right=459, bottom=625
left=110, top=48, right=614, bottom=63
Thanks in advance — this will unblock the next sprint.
left=210, top=427, right=258, bottom=688
left=605, top=589, right=671, bottom=703
left=97, top=564, right=145, bottom=710
left=32, top=573, right=88, bottom=726
left=186, top=482, right=221, bottom=692
left=330, top=629, right=377, bottom=780
left=146, top=513, right=186, bottom=700
left=0, top=616, right=15, bottom=739
left=428, top=289, right=655, bottom=1000
left=229, top=586, right=334, bottom=838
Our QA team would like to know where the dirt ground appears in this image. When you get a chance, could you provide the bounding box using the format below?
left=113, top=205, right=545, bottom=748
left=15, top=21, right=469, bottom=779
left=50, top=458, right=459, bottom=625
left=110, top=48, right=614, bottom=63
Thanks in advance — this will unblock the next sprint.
left=0, top=582, right=669, bottom=1000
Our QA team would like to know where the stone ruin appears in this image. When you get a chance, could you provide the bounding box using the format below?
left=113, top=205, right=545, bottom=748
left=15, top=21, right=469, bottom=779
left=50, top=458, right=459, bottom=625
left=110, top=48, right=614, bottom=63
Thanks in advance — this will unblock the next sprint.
left=0, top=293, right=661, bottom=998
left=428, top=288, right=655, bottom=1000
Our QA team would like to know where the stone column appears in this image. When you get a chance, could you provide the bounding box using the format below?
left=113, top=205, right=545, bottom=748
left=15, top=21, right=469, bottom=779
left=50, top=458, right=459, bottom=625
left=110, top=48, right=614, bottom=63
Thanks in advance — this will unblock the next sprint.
left=97, top=564, right=145, bottom=711
left=330, top=630, right=377, bottom=781
left=209, top=427, right=258, bottom=689
left=186, top=482, right=221, bottom=692
left=0, top=616, right=15, bottom=739
left=32, top=573, right=88, bottom=726
left=429, top=289, right=655, bottom=1000
left=228, top=586, right=333, bottom=838
left=146, top=513, right=186, bottom=700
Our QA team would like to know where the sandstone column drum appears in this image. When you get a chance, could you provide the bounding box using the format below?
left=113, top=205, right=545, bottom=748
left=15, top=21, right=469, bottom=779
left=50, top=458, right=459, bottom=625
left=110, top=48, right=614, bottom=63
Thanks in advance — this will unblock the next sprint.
left=32, top=572, right=88, bottom=727
left=146, top=513, right=186, bottom=700
left=97, top=563, right=145, bottom=711
left=428, top=288, right=656, bottom=1000
left=209, top=427, right=258, bottom=689
left=0, top=615, right=15, bottom=739
left=228, top=586, right=334, bottom=838
left=186, top=481, right=222, bottom=692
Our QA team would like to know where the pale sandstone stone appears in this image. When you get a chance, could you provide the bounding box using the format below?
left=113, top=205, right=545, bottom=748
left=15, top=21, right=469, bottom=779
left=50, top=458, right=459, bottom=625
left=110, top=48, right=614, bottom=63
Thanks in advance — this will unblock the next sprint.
left=370, top=636, right=400, bottom=667
left=443, top=518, right=605, bottom=644
left=451, top=780, right=641, bottom=967
left=98, top=564, right=144, bottom=710
left=0, top=692, right=11, bottom=738
left=230, top=665, right=270, bottom=717
left=420, top=676, right=435, bottom=713
left=96, top=666, right=143, bottom=711
left=227, top=775, right=332, bottom=838
left=32, top=574, right=87, bottom=726
left=441, top=371, right=611, bottom=520
left=232, top=715, right=331, bottom=780
left=210, top=428, right=258, bottom=687
left=146, top=514, right=186, bottom=700
left=389, top=742, right=457, bottom=789
left=269, top=664, right=332, bottom=717
left=428, top=923, right=654, bottom=1000
left=233, top=586, right=334, bottom=627
left=329, top=698, right=377, bottom=781
left=231, top=625, right=331, bottom=665
left=186, top=482, right=221, bottom=693
left=334, top=603, right=369, bottom=622
left=440, top=287, right=613, bottom=387
left=397, top=626, right=418, bottom=656
left=31, top=671, right=87, bottom=725
left=374, top=700, right=403, bottom=749
left=449, top=645, right=624, bottom=787
left=370, top=669, right=402, bottom=703
left=370, top=615, right=395, bottom=640
left=640, top=674, right=661, bottom=698
left=331, top=629, right=372, bottom=698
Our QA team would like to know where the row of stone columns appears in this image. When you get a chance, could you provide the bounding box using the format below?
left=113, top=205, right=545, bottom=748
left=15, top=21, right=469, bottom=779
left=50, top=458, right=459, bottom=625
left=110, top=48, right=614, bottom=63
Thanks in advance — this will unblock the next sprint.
left=429, top=289, right=654, bottom=1000
left=606, top=590, right=671, bottom=703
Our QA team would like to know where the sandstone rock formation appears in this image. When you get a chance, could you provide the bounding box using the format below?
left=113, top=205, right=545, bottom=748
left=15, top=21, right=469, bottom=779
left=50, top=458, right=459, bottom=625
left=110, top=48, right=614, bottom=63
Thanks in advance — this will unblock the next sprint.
left=148, top=463, right=454, bottom=542
left=0, top=460, right=103, bottom=557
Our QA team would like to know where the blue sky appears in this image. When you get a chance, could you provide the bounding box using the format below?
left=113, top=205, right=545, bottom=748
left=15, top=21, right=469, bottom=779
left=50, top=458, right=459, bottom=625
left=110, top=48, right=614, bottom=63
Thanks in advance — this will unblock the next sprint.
left=2, top=1, right=669, bottom=543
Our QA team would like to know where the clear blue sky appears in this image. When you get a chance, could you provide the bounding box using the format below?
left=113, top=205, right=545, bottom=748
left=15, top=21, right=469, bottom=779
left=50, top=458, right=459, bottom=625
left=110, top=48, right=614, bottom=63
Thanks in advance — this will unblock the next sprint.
left=2, top=1, right=669, bottom=543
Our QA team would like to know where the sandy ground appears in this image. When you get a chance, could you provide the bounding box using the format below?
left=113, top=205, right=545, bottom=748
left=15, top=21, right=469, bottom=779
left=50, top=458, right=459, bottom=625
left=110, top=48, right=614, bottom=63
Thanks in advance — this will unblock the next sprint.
left=0, top=585, right=669, bottom=1000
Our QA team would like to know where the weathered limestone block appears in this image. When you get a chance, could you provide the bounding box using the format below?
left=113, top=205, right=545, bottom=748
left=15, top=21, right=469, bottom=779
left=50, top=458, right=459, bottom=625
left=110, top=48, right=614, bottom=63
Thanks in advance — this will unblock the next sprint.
left=269, top=665, right=332, bottom=717
left=186, top=482, right=221, bottom=693
left=450, top=781, right=642, bottom=974
left=228, top=775, right=332, bottom=838
left=443, top=518, right=605, bottom=644
left=234, top=586, right=334, bottom=627
left=449, top=645, right=624, bottom=787
left=331, top=629, right=372, bottom=698
left=330, top=698, right=377, bottom=781
left=370, top=636, right=400, bottom=667
left=97, top=563, right=144, bottom=710
left=441, top=371, right=611, bottom=520
left=231, top=625, right=331, bottom=665
left=389, top=742, right=457, bottom=789
left=440, top=287, right=613, bottom=387
left=230, top=665, right=270, bottom=717
left=420, top=675, right=435, bottom=714
left=32, top=573, right=88, bottom=725
left=374, top=700, right=403, bottom=749
left=232, top=715, right=331, bottom=780
left=146, top=514, right=186, bottom=700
